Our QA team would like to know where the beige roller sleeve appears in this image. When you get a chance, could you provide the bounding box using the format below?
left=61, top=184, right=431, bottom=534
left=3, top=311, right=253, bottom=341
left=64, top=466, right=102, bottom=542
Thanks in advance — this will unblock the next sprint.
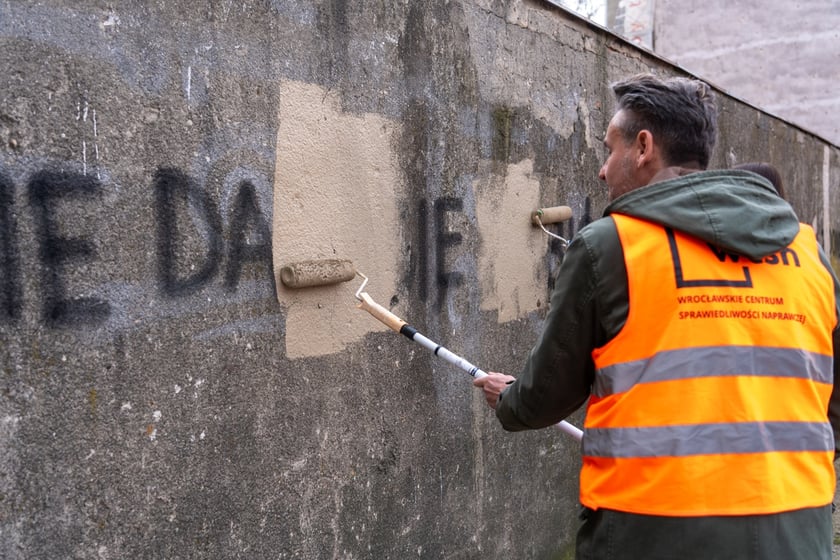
left=278, top=259, right=357, bottom=289
left=531, top=205, right=573, bottom=226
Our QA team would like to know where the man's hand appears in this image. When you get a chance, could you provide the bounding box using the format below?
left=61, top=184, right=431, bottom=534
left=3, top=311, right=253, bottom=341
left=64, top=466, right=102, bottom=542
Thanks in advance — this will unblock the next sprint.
left=473, top=372, right=516, bottom=410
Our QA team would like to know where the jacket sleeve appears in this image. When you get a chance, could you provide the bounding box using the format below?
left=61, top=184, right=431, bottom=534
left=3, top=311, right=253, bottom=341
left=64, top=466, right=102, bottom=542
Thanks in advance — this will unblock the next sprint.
left=818, top=246, right=840, bottom=458
left=494, top=217, right=628, bottom=431
left=831, top=328, right=840, bottom=458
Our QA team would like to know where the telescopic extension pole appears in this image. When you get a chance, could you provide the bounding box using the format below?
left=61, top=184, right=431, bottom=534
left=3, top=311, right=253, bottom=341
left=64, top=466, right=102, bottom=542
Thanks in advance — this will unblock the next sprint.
left=354, top=275, right=583, bottom=441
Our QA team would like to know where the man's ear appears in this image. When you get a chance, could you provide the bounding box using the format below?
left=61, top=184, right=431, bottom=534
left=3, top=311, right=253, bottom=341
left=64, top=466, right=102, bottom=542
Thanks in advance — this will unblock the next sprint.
left=635, top=129, right=656, bottom=167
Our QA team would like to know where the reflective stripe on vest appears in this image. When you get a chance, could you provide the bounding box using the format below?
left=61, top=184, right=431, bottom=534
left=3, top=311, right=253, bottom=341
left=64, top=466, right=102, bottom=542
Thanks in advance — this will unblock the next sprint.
left=581, top=214, right=837, bottom=516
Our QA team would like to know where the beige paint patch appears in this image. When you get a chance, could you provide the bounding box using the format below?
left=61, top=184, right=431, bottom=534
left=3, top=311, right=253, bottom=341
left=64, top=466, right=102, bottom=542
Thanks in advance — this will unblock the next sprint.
left=273, top=81, right=401, bottom=359
left=476, top=159, right=549, bottom=322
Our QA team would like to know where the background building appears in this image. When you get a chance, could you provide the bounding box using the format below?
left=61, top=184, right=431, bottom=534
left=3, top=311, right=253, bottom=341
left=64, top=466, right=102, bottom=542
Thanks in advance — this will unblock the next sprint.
left=605, top=0, right=840, bottom=146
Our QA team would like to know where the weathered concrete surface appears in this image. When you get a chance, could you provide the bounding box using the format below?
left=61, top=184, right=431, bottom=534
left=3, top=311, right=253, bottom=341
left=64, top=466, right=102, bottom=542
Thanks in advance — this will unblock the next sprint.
left=0, top=1, right=838, bottom=558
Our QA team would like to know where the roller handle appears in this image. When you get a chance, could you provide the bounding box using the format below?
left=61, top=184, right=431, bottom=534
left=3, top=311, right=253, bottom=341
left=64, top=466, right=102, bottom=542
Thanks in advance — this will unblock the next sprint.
left=356, top=291, right=583, bottom=441
left=356, top=292, right=407, bottom=332
left=531, top=205, right=572, bottom=226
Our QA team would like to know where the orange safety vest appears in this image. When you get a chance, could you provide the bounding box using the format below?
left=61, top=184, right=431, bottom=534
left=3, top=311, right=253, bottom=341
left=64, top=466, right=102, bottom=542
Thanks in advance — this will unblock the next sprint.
left=581, top=213, right=837, bottom=516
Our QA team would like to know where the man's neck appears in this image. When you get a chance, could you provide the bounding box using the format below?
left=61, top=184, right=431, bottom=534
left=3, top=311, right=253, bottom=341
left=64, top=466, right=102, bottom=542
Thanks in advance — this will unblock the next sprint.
left=648, top=164, right=703, bottom=186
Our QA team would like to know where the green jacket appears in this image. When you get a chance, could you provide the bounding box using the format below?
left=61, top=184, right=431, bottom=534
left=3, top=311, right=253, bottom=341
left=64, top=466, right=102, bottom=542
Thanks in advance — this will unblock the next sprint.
left=496, top=169, right=840, bottom=451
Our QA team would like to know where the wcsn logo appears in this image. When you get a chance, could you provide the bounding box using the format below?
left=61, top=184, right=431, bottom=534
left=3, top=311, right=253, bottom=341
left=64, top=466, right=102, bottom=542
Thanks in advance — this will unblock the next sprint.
left=666, top=227, right=800, bottom=289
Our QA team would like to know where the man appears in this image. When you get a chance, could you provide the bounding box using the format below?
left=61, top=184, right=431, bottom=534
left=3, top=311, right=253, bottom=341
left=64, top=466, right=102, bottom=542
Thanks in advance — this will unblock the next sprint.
left=474, top=73, right=840, bottom=560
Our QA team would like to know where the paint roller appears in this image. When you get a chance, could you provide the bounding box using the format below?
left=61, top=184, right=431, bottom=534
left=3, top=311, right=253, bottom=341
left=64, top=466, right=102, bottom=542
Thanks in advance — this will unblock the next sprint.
left=278, top=258, right=357, bottom=289
left=277, top=259, right=583, bottom=441
left=531, top=205, right=572, bottom=245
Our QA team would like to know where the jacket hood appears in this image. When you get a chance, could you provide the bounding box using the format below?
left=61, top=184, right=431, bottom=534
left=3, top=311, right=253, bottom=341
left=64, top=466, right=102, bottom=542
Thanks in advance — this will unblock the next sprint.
left=604, top=169, right=800, bottom=260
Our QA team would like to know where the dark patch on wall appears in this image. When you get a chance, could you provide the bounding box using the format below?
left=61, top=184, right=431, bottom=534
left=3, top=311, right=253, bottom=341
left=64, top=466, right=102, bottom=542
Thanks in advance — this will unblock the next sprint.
left=27, top=170, right=111, bottom=327
left=415, top=199, right=429, bottom=303
left=547, top=196, right=595, bottom=294
left=315, top=0, right=350, bottom=89
left=397, top=1, right=480, bottom=185
left=394, top=3, right=483, bottom=318
left=400, top=100, right=434, bottom=312
left=0, top=170, right=21, bottom=321
left=580, top=195, right=594, bottom=229
left=492, top=106, right=513, bottom=167
left=398, top=4, right=435, bottom=91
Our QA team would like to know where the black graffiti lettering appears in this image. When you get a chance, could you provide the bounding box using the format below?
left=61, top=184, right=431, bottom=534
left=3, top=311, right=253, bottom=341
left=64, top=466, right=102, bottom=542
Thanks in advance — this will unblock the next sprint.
left=224, top=180, right=273, bottom=291
left=27, top=170, right=110, bottom=327
left=0, top=171, right=21, bottom=322
left=434, top=197, right=464, bottom=290
left=4, top=165, right=273, bottom=328
left=154, top=168, right=223, bottom=296
left=416, top=199, right=429, bottom=302
left=6, top=159, right=610, bottom=327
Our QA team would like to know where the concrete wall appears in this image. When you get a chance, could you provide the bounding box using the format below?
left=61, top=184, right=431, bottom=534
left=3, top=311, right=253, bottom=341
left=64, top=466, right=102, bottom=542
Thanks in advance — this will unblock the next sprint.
left=1, top=1, right=838, bottom=558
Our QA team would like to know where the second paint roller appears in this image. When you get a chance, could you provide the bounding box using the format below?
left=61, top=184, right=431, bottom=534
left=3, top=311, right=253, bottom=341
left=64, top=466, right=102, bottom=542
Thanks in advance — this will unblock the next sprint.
left=531, top=205, right=572, bottom=245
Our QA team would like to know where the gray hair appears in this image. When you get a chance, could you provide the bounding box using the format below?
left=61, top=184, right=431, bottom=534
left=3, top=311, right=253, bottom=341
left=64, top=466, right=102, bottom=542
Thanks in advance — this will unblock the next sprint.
left=612, top=73, right=718, bottom=169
